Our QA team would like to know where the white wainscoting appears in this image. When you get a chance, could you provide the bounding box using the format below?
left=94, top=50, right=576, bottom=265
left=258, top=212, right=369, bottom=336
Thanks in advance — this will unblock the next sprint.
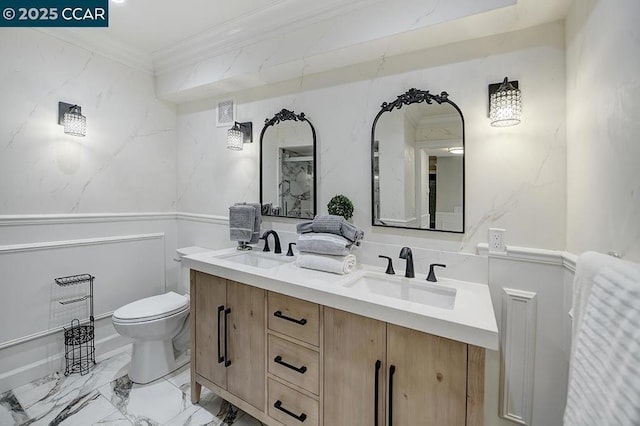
left=499, top=288, right=537, bottom=425
left=0, top=213, right=178, bottom=392
left=0, top=233, right=165, bottom=348
left=176, top=212, right=233, bottom=251
left=480, top=243, right=575, bottom=426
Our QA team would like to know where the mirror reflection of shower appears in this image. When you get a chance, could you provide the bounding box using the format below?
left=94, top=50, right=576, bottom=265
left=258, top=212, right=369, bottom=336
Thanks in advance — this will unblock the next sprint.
left=373, top=140, right=381, bottom=222
left=279, top=146, right=313, bottom=218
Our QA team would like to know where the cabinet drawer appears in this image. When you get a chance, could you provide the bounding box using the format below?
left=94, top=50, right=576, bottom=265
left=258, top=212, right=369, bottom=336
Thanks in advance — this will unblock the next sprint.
left=268, top=292, right=319, bottom=346
left=268, top=335, right=319, bottom=395
left=268, top=378, right=318, bottom=426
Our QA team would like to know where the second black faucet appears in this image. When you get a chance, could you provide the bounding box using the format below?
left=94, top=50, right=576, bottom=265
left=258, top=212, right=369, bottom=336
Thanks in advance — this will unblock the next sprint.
left=399, top=247, right=414, bottom=278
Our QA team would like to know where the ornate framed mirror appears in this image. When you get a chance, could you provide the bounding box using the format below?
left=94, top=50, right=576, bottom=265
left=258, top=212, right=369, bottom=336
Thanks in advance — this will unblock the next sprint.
left=371, top=89, right=465, bottom=233
left=260, top=109, right=317, bottom=219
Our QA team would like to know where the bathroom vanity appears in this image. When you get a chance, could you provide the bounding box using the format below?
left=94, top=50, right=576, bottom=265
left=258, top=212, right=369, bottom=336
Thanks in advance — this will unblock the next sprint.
left=183, top=249, right=498, bottom=426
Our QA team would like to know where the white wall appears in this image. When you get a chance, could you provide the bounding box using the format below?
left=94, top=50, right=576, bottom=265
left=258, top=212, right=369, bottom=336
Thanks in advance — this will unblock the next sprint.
left=0, top=29, right=177, bottom=214
left=177, top=22, right=566, bottom=254
left=0, top=29, right=179, bottom=390
left=565, top=0, right=640, bottom=262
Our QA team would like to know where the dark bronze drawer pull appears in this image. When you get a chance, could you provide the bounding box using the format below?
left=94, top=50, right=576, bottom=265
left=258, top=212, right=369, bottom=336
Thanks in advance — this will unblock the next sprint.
left=224, top=307, right=232, bottom=367
left=274, top=310, right=307, bottom=325
left=374, top=360, right=381, bottom=426
left=217, top=305, right=224, bottom=364
left=389, top=365, right=396, bottom=426
left=274, top=355, right=307, bottom=374
left=274, top=400, right=307, bottom=422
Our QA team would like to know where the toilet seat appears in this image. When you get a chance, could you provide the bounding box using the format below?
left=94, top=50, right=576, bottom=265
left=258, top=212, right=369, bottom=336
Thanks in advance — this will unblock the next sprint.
left=113, top=291, right=189, bottom=323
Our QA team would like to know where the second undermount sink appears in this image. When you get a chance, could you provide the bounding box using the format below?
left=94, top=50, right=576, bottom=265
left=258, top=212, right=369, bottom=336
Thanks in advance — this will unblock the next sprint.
left=216, top=251, right=292, bottom=269
left=344, top=272, right=457, bottom=310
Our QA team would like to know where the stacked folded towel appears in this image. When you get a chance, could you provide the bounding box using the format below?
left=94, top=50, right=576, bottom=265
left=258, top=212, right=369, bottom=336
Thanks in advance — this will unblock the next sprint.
left=229, top=203, right=262, bottom=244
left=294, top=215, right=364, bottom=275
left=297, top=214, right=364, bottom=246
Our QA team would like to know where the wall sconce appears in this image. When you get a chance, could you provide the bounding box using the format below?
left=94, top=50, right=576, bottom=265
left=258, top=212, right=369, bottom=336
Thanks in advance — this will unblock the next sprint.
left=488, top=77, right=521, bottom=127
left=227, top=121, right=253, bottom=151
left=448, top=147, right=464, bottom=155
left=58, top=102, right=86, bottom=136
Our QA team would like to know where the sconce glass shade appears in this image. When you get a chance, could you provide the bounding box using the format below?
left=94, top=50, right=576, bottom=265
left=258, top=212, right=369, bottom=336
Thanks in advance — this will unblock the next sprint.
left=227, top=121, right=253, bottom=151
left=63, top=105, right=86, bottom=136
left=448, top=147, right=464, bottom=155
left=227, top=124, right=244, bottom=151
left=490, top=77, right=521, bottom=127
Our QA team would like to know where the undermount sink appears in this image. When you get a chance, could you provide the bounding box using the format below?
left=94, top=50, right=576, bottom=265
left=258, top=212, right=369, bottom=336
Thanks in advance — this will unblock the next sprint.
left=217, top=251, right=292, bottom=269
left=344, top=272, right=457, bottom=310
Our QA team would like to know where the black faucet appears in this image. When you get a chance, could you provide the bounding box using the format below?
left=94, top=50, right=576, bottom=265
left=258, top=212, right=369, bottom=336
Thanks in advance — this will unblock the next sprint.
left=399, top=247, right=414, bottom=278
left=378, top=255, right=395, bottom=275
left=286, top=242, right=296, bottom=257
left=426, top=263, right=446, bottom=282
left=260, top=230, right=282, bottom=254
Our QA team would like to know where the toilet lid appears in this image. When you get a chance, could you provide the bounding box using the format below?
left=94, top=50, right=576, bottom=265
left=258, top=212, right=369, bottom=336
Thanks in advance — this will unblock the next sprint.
left=113, top=291, right=189, bottom=322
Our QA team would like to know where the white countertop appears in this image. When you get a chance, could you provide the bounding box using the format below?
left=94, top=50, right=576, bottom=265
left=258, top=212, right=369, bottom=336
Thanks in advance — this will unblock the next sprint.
left=182, top=247, right=499, bottom=350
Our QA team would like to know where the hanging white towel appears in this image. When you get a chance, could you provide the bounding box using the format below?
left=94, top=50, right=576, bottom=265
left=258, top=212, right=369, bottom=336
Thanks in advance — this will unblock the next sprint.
left=569, top=251, right=621, bottom=343
left=564, top=252, right=640, bottom=426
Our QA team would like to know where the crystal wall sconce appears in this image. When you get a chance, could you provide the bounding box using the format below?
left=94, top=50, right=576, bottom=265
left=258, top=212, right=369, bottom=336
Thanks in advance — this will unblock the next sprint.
left=227, top=121, right=253, bottom=151
left=58, top=102, right=86, bottom=136
left=489, top=77, right=521, bottom=127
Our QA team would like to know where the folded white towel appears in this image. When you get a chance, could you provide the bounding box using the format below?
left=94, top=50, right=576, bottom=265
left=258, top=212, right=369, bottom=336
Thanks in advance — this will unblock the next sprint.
left=295, top=252, right=356, bottom=275
left=564, top=253, right=640, bottom=426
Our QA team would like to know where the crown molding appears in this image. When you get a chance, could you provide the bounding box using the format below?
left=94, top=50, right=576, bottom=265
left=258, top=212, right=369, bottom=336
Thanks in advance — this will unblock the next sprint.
left=152, top=0, right=385, bottom=75
left=36, top=28, right=154, bottom=75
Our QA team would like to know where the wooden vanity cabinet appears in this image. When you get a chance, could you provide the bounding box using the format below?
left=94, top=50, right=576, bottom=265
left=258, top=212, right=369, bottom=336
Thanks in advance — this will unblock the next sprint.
left=190, top=271, right=265, bottom=411
left=190, top=271, right=484, bottom=426
left=324, top=307, right=484, bottom=426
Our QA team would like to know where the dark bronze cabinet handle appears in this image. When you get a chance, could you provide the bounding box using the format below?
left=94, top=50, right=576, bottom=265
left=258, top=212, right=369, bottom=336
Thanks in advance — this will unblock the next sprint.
left=274, top=400, right=307, bottom=422
left=273, top=310, right=307, bottom=325
left=217, top=305, right=224, bottom=364
left=388, top=365, right=396, bottom=426
left=224, top=307, right=232, bottom=367
left=274, top=355, right=307, bottom=374
left=374, top=360, right=381, bottom=426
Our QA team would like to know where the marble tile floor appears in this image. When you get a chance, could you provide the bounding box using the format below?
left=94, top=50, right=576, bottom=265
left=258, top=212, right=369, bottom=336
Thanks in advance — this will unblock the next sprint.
left=0, top=346, right=264, bottom=426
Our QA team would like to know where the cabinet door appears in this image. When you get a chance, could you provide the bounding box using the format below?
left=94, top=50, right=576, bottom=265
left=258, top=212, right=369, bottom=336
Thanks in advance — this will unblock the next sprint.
left=386, top=324, right=467, bottom=426
left=324, top=308, right=386, bottom=426
left=194, top=272, right=227, bottom=389
left=226, top=280, right=266, bottom=410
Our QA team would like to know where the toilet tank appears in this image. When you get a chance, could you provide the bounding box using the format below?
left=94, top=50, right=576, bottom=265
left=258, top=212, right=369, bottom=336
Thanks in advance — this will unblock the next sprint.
left=175, top=246, right=211, bottom=294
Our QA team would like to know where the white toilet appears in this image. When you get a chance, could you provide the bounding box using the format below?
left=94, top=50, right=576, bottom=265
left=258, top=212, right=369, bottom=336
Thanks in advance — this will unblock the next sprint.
left=112, top=246, right=209, bottom=384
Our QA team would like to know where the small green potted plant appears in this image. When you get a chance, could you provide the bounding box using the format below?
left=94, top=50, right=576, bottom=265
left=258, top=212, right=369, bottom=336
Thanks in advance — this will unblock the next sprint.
left=327, top=194, right=354, bottom=221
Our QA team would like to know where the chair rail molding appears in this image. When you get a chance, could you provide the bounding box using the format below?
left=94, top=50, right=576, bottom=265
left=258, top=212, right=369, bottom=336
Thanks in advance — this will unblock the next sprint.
left=477, top=243, right=577, bottom=272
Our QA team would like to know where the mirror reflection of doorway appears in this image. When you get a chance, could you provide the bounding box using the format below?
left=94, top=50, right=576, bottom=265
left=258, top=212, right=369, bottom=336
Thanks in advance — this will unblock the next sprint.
left=429, top=174, right=436, bottom=229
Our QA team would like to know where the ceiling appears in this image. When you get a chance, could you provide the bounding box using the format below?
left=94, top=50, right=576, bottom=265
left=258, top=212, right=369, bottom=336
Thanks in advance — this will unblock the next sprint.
left=40, top=0, right=573, bottom=101
left=106, top=0, right=349, bottom=54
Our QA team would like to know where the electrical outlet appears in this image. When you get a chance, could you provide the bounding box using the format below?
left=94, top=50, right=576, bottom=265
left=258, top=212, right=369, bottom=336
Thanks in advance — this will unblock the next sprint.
left=488, top=228, right=506, bottom=253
